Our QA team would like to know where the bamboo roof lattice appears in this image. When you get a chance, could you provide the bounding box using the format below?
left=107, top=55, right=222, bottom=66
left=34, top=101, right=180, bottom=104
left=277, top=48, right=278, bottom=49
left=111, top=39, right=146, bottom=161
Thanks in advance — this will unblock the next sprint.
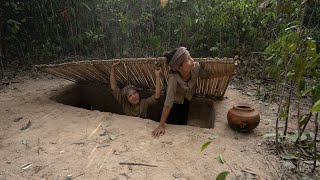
left=35, top=57, right=236, bottom=98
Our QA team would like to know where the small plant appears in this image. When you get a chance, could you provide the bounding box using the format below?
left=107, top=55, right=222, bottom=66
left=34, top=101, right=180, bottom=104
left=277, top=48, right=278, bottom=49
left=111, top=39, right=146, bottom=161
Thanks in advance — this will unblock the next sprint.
left=201, top=136, right=238, bottom=180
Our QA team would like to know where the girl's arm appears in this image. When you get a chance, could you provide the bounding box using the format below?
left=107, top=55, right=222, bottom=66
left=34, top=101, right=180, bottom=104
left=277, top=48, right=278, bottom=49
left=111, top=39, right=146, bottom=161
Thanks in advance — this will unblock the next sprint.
left=152, top=105, right=171, bottom=138
left=110, top=62, right=120, bottom=91
left=154, top=69, right=161, bottom=99
left=152, top=75, right=177, bottom=138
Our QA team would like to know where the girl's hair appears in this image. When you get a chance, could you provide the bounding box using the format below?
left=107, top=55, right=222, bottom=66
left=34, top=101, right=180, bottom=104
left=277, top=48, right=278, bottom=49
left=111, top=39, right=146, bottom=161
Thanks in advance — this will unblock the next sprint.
left=163, top=48, right=178, bottom=64
left=163, top=48, right=178, bottom=73
left=121, top=85, right=139, bottom=100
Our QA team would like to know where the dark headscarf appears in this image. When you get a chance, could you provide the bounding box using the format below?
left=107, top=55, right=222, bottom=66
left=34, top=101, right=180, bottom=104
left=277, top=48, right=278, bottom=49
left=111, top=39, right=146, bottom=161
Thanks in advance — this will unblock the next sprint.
left=168, top=47, right=190, bottom=72
left=121, top=85, right=138, bottom=98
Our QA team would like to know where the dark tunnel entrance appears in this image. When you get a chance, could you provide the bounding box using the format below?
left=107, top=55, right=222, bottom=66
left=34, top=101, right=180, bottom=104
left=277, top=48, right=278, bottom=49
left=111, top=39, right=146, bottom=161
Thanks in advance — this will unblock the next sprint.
left=51, top=84, right=215, bottom=128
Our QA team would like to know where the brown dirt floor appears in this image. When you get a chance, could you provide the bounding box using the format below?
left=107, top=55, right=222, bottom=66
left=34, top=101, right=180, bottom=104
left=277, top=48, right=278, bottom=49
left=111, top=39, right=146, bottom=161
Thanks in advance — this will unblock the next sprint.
left=0, top=76, right=318, bottom=180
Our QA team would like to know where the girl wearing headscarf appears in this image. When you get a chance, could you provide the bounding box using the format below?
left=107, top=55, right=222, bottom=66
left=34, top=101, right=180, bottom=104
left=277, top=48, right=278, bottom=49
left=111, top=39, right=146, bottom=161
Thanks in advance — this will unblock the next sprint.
left=110, top=61, right=161, bottom=118
left=152, top=47, right=208, bottom=137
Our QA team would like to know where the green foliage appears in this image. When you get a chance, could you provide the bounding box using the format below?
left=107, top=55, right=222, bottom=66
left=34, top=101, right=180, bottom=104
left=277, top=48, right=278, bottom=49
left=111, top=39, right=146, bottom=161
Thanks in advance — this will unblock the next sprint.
left=201, top=141, right=211, bottom=152
left=311, top=99, right=320, bottom=113
left=264, top=3, right=319, bottom=168
left=263, top=132, right=276, bottom=139
left=216, top=171, right=229, bottom=180
left=209, top=134, right=219, bottom=140
left=2, top=0, right=304, bottom=65
left=280, top=153, right=298, bottom=160
left=286, top=131, right=307, bottom=142
left=216, top=154, right=226, bottom=164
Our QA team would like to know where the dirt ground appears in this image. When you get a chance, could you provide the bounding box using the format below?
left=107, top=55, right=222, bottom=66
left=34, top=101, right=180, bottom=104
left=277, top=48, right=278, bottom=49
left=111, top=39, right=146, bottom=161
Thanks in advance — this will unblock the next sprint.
left=0, top=75, right=312, bottom=180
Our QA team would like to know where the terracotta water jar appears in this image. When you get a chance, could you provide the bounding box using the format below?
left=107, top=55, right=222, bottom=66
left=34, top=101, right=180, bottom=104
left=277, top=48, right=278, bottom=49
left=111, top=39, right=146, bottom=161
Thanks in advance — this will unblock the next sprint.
left=227, top=103, right=260, bottom=132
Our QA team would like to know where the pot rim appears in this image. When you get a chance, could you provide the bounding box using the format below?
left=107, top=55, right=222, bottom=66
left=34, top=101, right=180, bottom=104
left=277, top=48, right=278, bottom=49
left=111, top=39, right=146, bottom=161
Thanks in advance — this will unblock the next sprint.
left=233, top=103, right=254, bottom=111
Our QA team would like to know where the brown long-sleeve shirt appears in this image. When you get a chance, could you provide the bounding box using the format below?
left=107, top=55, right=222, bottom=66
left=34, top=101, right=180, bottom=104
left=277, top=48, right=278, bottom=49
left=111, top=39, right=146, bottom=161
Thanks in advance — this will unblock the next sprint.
left=164, top=62, right=208, bottom=107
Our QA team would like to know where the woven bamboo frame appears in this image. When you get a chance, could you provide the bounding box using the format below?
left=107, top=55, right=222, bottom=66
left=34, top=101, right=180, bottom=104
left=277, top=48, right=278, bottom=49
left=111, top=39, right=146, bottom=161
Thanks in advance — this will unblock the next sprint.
left=35, top=57, right=236, bottom=98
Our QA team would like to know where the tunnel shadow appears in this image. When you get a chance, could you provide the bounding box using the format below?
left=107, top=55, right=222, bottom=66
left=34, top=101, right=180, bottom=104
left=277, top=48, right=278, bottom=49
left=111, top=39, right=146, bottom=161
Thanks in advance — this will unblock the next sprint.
left=50, top=84, right=215, bottom=128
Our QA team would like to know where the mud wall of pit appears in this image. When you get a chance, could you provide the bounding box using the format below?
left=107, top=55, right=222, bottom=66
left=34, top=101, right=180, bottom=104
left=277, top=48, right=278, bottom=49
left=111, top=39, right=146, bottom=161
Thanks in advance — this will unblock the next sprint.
left=50, top=84, right=215, bottom=128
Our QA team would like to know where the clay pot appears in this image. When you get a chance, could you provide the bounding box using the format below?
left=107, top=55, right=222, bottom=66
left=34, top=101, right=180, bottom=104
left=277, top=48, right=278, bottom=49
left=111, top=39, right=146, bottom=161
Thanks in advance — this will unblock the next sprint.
left=227, top=103, right=260, bottom=132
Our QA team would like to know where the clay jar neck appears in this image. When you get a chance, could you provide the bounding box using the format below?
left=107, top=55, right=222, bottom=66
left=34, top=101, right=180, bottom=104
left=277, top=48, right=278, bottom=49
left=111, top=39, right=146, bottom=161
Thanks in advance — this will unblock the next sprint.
left=233, top=104, right=254, bottom=111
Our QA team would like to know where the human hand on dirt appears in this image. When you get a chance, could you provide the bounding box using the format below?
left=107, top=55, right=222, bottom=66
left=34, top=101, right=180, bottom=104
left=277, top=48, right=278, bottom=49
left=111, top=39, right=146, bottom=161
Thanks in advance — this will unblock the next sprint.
left=152, top=125, right=165, bottom=138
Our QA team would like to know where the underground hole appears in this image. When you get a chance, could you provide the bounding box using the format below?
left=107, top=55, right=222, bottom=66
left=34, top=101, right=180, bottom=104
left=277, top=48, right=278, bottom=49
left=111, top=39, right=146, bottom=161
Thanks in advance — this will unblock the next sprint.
left=51, top=84, right=215, bottom=128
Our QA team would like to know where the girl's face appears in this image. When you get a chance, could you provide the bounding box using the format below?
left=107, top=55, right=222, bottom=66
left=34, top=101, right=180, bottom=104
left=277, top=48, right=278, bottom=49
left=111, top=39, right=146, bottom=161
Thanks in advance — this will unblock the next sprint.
left=127, top=89, right=140, bottom=105
left=179, top=55, right=195, bottom=73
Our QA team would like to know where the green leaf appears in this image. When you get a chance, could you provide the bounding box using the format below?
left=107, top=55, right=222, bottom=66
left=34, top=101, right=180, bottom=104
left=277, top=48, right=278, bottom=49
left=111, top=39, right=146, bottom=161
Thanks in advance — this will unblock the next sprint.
left=287, top=132, right=307, bottom=142
left=266, top=55, right=274, bottom=61
left=201, top=141, right=211, bottom=151
left=210, top=47, right=218, bottom=52
left=286, top=72, right=295, bottom=78
left=216, top=154, right=226, bottom=164
left=302, top=87, right=314, bottom=96
left=216, top=171, right=229, bottom=180
left=289, top=43, right=296, bottom=52
left=263, top=132, right=276, bottom=138
left=160, top=0, right=168, bottom=8
left=149, top=35, right=161, bottom=49
left=209, top=134, right=219, bottom=140
left=307, top=132, right=315, bottom=139
left=280, top=153, right=298, bottom=160
left=259, top=0, right=270, bottom=9
left=311, top=99, right=320, bottom=113
left=298, top=79, right=306, bottom=91
left=299, top=115, right=309, bottom=127
left=81, top=2, right=92, bottom=11
left=276, top=58, right=283, bottom=66
left=7, top=19, right=21, bottom=25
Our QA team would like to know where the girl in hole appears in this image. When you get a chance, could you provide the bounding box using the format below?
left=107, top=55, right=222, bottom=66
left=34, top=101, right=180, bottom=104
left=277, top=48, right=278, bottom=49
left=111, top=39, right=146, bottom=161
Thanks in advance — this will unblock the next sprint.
left=110, top=61, right=161, bottom=119
left=152, top=47, right=209, bottom=138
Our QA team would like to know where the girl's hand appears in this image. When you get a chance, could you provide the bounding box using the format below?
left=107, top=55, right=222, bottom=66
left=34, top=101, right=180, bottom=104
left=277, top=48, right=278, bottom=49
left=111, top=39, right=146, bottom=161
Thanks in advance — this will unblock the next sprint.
left=152, top=125, right=165, bottom=138
left=155, top=69, right=161, bottom=77
left=112, top=60, right=121, bottom=67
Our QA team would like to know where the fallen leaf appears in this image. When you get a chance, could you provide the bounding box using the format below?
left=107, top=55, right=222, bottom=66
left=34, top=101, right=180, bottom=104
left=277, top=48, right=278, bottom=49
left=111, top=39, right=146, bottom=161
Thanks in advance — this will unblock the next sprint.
left=209, top=134, right=219, bottom=140
left=14, top=117, right=23, bottom=122
left=280, top=153, right=298, bottom=160
left=201, top=141, right=211, bottom=151
left=246, top=91, right=256, bottom=96
left=216, top=154, right=226, bottom=164
left=109, top=133, right=117, bottom=140
left=286, top=132, right=307, bottom=142
left=21, top=140, right=28, bottom=145
left=216, top=171, right=229, bottom=180
left=21, top=120, right=31, bottom=130
left=99, top=131, right=107, bottom=136
left=173, top=171, right=184, bottom=178
left=263, top=132, right=276, bottom=139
